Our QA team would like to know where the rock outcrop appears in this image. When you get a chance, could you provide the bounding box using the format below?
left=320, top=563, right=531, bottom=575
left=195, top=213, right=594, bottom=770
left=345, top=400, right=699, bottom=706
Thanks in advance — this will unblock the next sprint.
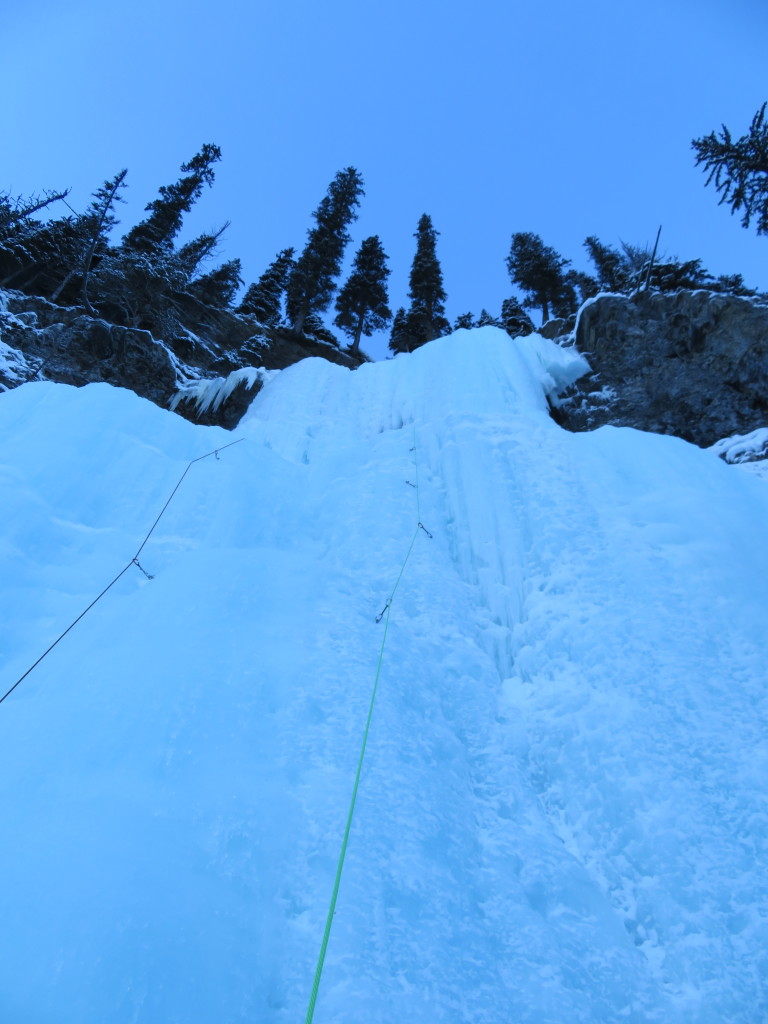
left=4, top=284, right=767, bottom=447
left=0, top=291, right=177, bottom=404
left=557, top=289, right=768, bottom=446
left=0, top=289, right=363, bottom=428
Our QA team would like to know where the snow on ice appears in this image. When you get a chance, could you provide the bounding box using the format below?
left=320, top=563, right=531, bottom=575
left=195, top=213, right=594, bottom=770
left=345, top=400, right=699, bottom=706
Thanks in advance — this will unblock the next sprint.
left=0, top=327, right=767, bottom=1023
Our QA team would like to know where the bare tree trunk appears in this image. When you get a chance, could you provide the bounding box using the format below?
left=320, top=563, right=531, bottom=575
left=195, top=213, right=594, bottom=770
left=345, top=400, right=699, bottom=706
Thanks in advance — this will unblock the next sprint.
left=642, top=225, right=663, bottom=293
left=1, top=266, right=44, bottom=291
left=350, top=310, right=365, bottom=355
left=293, top=312, right=305, bottom=336
left=0, top=266, right=29, bottom=288
left=50, top=267, right=78, bottom=304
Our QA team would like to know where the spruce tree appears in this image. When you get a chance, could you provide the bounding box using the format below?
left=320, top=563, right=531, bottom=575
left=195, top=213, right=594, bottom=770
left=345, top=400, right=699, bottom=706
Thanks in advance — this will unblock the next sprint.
left=188, top=258, right=243, bottom=307
left=0, top=216, right=78, bottom=294
left=477, top=308, right=500, bottom=327
left=389, top=307, right=410, bottom=354
left=583, top=236, right=631, bottom=293
left=648, top=257, right=715, bottom=292
left=122, top=143, right=222, bottom=254
left=286, top=167, right=365, bottom=335
left=407, top=213, right=448, bottom=345
left=500, top=296, right=535, bottom=337
left=95, top=145, right=221, bottom=334
left=176, top=223, right=230, bottom=279
left=303, top=313, right=340, bottom=346
left=506, top=232, right=575, bottom=322
left=453, top=312, right=475, bottom=330
left=693, top=103, right=768, bottom=235
left=713, top=273, right=756, bottom=297
left=334, top=235, right=392, bottom=355
left=238, top=248, right=295, bottom=324
left=551, top=277, right=578, bottom=320
left=388, top=306, right=430, bottom=354
left=93, top=248, right=187, bottom=332
left=0, top=188, right=71, bottom=290
left=0, top=188, right=70, bottom=241
left=73, top=169, right=128, bottom=314
left=566, top=268, right=599, bottom=304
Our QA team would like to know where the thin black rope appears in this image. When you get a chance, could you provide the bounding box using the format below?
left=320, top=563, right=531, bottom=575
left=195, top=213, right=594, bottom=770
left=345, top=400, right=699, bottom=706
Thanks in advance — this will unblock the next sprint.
left=0, top=438, right=243, bottom=707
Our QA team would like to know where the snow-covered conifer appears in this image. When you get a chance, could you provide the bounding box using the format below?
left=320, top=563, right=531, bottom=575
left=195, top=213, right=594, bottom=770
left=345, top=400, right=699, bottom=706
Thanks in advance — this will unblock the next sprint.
left=406, top=213, right=449, bottom=345
left=334, top=235, right=392, bottom=355
left=238, top=248, right=295, bottom=325
left=506, top=231, right=575, bottom=322
left=122, top=144, right=221, bottom=255
left=188, top=258, right=243, bottom=308
left=453, top=312, right=475, bottom=330
left=286, top=168, right=364, bottom=335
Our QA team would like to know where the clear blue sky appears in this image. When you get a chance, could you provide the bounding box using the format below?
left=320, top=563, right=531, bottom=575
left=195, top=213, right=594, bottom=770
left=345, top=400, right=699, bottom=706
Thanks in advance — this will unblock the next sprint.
left=4, top=0, right=766, bottom=359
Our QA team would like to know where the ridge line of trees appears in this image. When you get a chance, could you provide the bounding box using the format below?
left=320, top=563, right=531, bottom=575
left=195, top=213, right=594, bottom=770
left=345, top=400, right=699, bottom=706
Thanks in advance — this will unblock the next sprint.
left=1, top=103, right=764, bottom=356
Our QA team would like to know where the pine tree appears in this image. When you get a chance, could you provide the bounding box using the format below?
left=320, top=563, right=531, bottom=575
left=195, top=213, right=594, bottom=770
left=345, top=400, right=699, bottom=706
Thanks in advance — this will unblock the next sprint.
left=713, top=273, right=756, bottom=297
left=583, top=237, right=662, bottom=295
left=566, top=268, right=599, bottom=304
left=407, top=213, right=448, bottom=345
left=0, top=216, right=78, bottom=294
left=649, top=258, right=715, bottom=292
left=551, top=278, right=578, bottom=320
left=388, top=307, right=411, bottom=354
left=500, top=297, right=535, bottom=337
left=303, top=313, right=341, bottom=347
left=286, top=167, right=365, bottom=335
left=93, top=145, right=222, bottom=334
left=176, top=223, right=230, bottom=279
left=69, top=169, right=128, bottom=314
left=0, top=188, right=71, bottom=290
left=584, top=234, right=749, bottom=297
left=188, top=258, right=243, bottom=307
left=93, top=249, right=186, bottom=333
left=477, top=308, right=500, bottom=327
left=506, top=232, right=575, bottom=322
left=621, top=241, right=657, bottom=288
left=693, top=103, right=768, bottom=235
left=453, top=312, right=475, bottom=330
left=0, top=188, right=70, bottom=240
left=238, top=248, right=295, bottom=324
left=389, top=306, right=430, bottom=354
left=122, top=144, right=222, bottom=254
left=583, top=236, right=630, bottom=293
left=334, top=236, right=392, bottom=355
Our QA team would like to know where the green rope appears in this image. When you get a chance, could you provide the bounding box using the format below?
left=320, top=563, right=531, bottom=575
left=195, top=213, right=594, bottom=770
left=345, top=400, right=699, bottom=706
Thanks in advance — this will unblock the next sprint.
left=304, top=428, right=423, bottom=1024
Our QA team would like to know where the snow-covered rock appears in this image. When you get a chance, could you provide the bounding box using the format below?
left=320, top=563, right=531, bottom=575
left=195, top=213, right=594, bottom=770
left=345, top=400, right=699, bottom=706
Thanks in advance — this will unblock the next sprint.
left=563, top=289, right=768, bottom=446
left=0, top=288, right=364, bottom=427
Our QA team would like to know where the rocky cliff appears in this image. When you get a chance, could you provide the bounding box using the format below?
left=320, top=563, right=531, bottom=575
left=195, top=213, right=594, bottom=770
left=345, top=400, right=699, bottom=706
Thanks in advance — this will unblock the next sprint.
left=557, top=289, right=768, bottom=447
left=0, top=288, right=363, bottom=429
left=2, top=286, right=767, bottom=447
